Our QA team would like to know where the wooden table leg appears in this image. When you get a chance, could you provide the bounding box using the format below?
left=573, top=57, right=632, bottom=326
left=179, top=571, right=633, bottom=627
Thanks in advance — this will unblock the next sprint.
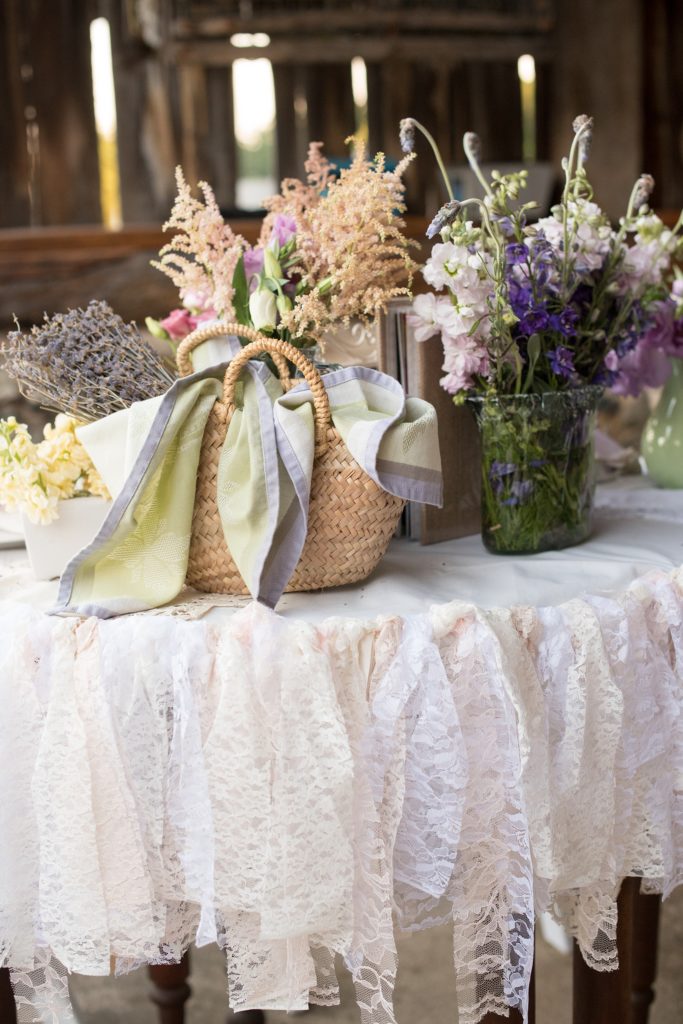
left=148, top=952, right=191, bottom=1024
left=572, top=877, right=637, bottom=1024
left=479, top=940, right=535, bottom=1023
left=0, top=967, right=17, bottom=1024
left=631, top=883, right=661, bottom=1024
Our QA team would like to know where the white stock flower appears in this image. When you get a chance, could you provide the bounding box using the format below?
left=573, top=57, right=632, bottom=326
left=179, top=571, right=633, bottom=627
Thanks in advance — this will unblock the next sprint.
left=618, top=213, right=679, bottom=295
left=422, top=240, right=492, bottom=296
left=440, top=333, right=489, bottom=394
left=408, top=293, right=473, bottom=343
left=537, top=198, right=614, bottom=273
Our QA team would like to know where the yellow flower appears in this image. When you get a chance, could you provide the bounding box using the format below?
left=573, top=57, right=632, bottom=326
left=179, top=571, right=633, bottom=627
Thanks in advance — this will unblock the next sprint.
left=0, top=415, right=110, bottom=520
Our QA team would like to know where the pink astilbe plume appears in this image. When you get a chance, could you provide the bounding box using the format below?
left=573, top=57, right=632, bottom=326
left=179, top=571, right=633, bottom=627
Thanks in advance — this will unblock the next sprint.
left=152, top=167, right=246, bottom=318
left=279, top=141, right=418, bottom=341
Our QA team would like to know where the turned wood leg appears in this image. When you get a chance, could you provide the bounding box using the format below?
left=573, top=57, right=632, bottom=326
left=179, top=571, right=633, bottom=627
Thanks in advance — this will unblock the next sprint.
left=572, top=877, right=637, bottom=1024
left=0, top=967, right=17, bottom=1024
left=631, top=883, right=661, bottom=1024
left=479, top=938, right=535, bottom=1023
left=148, top=952, right=191, bottom=1024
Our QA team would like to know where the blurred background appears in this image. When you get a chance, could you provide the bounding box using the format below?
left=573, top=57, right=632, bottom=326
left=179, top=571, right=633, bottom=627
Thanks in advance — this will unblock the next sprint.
left=2, top=0, right=682, bottom=329
left=5, top=0, right=680, bottom=442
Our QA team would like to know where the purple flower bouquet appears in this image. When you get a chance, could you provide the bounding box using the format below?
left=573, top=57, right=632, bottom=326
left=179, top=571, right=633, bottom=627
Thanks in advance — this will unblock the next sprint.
left=402, top=115, right=683, bottom=551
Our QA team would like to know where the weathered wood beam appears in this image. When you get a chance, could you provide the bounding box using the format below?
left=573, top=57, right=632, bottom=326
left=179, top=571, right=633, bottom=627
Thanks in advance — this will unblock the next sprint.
left=170, top=35, right=555, bottom=67
left=171, top=9, right=556, bottom=38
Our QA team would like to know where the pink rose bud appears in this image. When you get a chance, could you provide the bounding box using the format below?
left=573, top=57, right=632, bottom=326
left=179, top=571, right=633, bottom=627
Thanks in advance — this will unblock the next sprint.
left=160, top=308, right=194, bottom=341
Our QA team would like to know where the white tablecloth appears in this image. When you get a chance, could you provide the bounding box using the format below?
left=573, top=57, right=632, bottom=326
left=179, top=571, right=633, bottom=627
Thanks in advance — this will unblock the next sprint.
left=2, top=479, right=683, bottom=1024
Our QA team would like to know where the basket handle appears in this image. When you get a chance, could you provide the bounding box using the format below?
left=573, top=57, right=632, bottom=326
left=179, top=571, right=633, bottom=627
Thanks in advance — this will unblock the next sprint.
left=222, top=335, right=331, bottom=452
left=176, top=323, right=291, bottom=381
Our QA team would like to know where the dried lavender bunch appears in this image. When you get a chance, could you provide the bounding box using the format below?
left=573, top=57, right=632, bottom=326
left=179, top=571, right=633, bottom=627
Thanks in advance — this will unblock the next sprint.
left=2, top=301, right=176, bottom=422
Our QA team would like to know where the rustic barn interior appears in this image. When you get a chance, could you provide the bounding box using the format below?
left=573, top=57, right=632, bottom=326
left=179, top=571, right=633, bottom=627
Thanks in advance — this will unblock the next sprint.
left=2, top=2, right=683, bottom=1023
left=2, top=0, right=682, bottom=330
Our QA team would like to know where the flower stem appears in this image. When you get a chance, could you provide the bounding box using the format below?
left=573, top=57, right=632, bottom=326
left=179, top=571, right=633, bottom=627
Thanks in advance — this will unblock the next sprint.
left=409, top=119, right=454, bottom=200
left=463, top=136, right=494, bottom=199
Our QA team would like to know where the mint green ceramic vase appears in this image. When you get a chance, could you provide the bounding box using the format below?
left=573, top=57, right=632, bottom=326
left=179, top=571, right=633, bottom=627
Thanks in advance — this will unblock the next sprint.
left=641, top=358, right=683, bottom=488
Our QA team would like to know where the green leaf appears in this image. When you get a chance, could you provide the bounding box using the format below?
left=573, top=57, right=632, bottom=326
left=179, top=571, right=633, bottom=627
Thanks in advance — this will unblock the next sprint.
left=232, top=256, right=250, bottom=326
left=522, top=333, right=542, bottom=393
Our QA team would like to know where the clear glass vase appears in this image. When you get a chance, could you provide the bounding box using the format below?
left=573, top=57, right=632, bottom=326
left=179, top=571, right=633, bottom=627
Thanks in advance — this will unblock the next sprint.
left=641, top=358, right=683, bottom=488
left=469, top=385, right=602, bottom=554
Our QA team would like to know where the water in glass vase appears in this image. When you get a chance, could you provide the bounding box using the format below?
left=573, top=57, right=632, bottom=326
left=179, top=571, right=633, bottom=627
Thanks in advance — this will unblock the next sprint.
left=469, top=386, right=602, bottom=554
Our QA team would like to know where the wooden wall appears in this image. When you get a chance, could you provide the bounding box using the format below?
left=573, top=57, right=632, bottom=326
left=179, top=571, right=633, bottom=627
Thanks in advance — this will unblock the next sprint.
left=0, top=1, right=682, bottom=231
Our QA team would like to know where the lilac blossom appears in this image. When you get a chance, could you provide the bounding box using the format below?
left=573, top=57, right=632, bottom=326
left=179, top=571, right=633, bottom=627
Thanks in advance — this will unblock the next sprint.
left=548, top=345, right=576, bottom=380
left=609, top=300, right=679, bottom=396
left=243, top=246, right=265, bottom=288
left=270, top=214, right=297, bottom=247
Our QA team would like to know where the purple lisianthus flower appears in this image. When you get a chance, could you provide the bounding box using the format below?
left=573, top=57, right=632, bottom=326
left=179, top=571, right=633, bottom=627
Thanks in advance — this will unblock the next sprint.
left=519, top=306, right=550, bottom=334
left=502, top=479, right=535, bottom=506
left=608, top=302, right=677, bottom=396
left=489, top=460, right=516, bottom=478
left=270, top=213, right=297, bottom=248
left=549, top=306, right=579, bottom=337
left=505, top=242, right=528, bottom=265
left=507, top=278, right=532, bottom=317
left=495, top=215, right=516, bottom=238
left=548, top=345, right=576, bottom=379
left=244, top=246, right=265, bottom=287
left=489, top=460, right=517, bottom=497
left=530, top=233, right=553, bottom=258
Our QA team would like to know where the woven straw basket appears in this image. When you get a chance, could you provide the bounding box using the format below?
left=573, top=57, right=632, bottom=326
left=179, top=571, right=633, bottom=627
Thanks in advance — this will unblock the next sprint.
left=176, top=324, right=406, bottom=595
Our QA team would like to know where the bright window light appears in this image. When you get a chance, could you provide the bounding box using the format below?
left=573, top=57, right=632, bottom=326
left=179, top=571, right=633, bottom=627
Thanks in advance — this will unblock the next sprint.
left=518, top=54, right=537, bottom=163
left=233, top=58, right=275, bottom=147
left=231, top=32, right=271, bottom=48
left=90, top=17, right=122, bottom=229
left=232, top=58, right=276, bottom=208
left=517, top=54, right=536, bottom=85
left=351, top=56, right=368, bottom=109
left=90, top=18, right=117, bottom=137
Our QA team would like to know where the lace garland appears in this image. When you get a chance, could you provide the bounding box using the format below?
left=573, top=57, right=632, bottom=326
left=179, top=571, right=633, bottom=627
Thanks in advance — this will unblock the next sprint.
left=1, top=566, right=682, bottom=1024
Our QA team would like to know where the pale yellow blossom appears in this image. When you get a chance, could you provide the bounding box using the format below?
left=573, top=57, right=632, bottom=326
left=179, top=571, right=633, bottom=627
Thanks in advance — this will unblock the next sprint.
left=0, top=415, right=110, bottom=522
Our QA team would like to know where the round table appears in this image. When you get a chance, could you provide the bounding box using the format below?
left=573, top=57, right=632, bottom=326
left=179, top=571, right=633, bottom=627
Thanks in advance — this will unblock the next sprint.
left=1, top=479, right=682, bottom=1024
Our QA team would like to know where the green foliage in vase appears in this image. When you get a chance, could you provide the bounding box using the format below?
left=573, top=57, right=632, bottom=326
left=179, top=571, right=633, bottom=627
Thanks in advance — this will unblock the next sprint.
left=473, top=388, right=600, bottom=554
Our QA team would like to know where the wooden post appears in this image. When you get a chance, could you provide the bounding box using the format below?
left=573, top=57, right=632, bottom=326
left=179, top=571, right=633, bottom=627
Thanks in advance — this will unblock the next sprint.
left=0, top=0, right=100, bottom=227
left=631, top=884, right=661, bottom=1024
left=0, top=968, right=17, bottom=1024
left=573, top=877, right=637, bottom=1024
left=273, top=62, right=299, bottom=183
left=642, top=0, right=683, bottom=210
left=0, top=1, right=31, bottom=226
left=549, top=0, right=642, bottom=220
left=148, top=953, right=192, bottom=1024
left=304, top=62, right=355, bottom=157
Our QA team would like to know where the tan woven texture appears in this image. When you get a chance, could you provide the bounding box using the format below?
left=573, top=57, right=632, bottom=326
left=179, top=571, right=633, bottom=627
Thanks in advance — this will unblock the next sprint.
left=176, top=325, right=405, bottom=595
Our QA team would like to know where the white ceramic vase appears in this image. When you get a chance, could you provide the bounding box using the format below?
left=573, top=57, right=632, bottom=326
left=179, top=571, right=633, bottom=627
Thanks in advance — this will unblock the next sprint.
left=22, top=496, right=112, bottom=581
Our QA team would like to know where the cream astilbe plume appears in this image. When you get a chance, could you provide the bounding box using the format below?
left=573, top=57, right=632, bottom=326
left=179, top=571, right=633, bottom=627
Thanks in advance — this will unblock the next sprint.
left=281, top=142, right=418, bottom=340
left=152, top=167, right=246, bottom=317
